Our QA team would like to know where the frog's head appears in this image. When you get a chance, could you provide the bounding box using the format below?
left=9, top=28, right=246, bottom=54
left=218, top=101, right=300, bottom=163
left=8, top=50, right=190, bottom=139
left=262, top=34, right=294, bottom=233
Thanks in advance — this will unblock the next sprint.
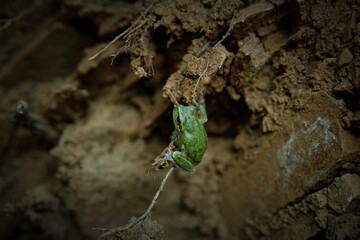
left=173, top=105, right=188, bottom=132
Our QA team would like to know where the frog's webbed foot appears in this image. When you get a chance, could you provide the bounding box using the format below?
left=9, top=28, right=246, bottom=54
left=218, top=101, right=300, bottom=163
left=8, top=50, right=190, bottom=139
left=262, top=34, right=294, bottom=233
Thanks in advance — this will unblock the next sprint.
left=159, top=147, right=184, bottom=170
left=193, top=90, right=205, bottom=107
left=158, top=147, right=196, bottom=174
left=192, top=91, right=207, bottom=123
left=159, top=147, right=175, bottom=164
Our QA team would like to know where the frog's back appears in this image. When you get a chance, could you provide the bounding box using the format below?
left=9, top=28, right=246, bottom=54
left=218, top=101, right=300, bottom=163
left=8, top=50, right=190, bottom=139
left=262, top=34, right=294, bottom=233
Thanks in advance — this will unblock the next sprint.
left=183, top=119, right=207, bottom=165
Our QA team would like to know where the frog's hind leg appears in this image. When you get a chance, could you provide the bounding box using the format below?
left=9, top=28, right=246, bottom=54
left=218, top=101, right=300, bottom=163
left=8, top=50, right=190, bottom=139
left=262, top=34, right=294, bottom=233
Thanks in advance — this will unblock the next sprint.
left=172, top=151, right=196, bottom=174
left=159, top=148, right=195, bottom=174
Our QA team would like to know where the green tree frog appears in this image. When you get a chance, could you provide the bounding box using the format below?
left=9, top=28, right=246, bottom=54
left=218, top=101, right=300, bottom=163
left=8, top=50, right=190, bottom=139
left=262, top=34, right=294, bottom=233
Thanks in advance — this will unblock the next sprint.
left=161, top=95, right=208, bottom=174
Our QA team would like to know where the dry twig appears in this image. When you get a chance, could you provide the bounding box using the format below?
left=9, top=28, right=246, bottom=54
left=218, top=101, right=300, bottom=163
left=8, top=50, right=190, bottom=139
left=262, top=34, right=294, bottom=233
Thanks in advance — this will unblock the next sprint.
left=88, top=2, right=154, bottom=61
left=98, top=166, right=175, bottom=240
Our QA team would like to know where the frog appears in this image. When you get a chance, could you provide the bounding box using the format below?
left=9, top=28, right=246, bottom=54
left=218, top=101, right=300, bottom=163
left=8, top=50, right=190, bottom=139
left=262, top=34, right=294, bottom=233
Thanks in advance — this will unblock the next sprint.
left=161, top=94, right=208, bottom=174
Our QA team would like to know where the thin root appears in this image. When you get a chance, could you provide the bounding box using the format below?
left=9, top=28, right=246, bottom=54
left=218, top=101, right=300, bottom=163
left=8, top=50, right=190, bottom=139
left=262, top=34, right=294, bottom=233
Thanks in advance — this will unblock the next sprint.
left=165, top=89, right=180, bottom=106
left=88, top=2, right=154, bottom=61
left=192, top=13, right=236, bottom=99
left=98, top=166, right=175, bottom=240
left=88, top=27, right=132, bottom=60
left=213, top=13, right=236, bottom=49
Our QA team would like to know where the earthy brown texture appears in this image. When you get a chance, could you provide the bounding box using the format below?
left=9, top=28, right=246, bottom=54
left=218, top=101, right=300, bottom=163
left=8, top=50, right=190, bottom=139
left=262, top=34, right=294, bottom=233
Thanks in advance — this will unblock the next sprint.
left=1, top=0, right=360, bottom=239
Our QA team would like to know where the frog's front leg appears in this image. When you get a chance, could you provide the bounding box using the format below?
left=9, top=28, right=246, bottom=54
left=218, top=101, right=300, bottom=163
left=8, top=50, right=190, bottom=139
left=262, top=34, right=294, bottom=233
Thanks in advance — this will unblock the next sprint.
left=171, top=130, right=183, bottom=150
left=193, top=92, right=207, bottom=124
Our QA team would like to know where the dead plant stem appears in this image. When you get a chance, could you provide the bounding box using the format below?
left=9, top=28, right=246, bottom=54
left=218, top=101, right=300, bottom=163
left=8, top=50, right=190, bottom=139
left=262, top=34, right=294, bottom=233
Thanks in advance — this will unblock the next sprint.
left=88, top=27, right=131, bottom=60
left=88, top=1, right=154, bottom=60
left=98, top=166, right=175, bottom=240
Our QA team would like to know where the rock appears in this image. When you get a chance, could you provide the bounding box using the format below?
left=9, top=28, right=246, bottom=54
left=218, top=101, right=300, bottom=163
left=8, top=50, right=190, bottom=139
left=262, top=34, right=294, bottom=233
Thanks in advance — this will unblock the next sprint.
left=328, top=174, right=360, bottom=214
left=338, top=48, right=353, bottom=66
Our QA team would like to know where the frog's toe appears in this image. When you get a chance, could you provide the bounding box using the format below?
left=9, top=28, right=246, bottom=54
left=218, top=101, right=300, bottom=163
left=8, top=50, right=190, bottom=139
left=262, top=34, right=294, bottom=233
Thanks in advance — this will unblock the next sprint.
left=159, top=148, right=173, bottom=162
left=198, top=91, right=205, bottom=105
left=193, top=91, right=205, bottom=107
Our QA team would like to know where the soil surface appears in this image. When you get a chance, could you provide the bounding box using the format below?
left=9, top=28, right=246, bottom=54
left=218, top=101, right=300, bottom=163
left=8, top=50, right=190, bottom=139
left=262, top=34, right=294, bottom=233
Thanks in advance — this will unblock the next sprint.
left=1, top=0, right=360, bottom=240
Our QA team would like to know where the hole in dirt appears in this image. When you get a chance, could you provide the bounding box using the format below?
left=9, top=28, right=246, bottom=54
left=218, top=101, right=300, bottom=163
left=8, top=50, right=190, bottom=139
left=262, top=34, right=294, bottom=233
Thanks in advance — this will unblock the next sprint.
left=149, top=27, right=199, bottom=90
left=150, top=91, right=252, bottom=144
left=67, top=16, right=98, bottom=39
left=242, top=0, right=250, bottom=6
left=307, top=229, right=326, bottom=240
left=152, top=25, right=170, bottom=45
left=332, top=92, right=359, bottom=111
left=286, top=40, right=298, bottom=49
left=206, top=91, right=252, bottom=137
left=221, top=34, right=238, bottom=53
left=281, top=0, right=302, bottom=34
